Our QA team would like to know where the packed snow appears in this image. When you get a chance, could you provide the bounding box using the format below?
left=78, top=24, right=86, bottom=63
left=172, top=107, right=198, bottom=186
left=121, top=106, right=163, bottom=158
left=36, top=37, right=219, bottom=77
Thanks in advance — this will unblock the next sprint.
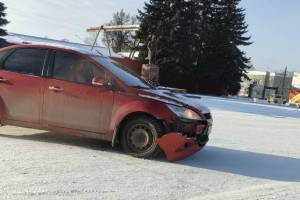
left=0, top=96, right=300, bottom=200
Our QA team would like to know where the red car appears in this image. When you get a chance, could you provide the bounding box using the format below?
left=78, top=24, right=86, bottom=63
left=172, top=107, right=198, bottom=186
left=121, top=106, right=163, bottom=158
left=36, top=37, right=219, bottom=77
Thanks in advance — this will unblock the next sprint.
left=0, top=45, right=213, bottom=161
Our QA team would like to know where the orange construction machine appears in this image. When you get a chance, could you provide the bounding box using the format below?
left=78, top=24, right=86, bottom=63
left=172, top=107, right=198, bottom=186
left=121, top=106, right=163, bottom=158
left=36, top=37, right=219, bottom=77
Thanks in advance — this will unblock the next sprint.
left=289, top=89, right=300, bottom=106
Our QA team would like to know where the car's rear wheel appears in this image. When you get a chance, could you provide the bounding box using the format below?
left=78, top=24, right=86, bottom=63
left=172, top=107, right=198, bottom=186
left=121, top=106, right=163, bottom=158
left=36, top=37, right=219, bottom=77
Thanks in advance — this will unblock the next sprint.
left=121, top=116, right=164, bottom=158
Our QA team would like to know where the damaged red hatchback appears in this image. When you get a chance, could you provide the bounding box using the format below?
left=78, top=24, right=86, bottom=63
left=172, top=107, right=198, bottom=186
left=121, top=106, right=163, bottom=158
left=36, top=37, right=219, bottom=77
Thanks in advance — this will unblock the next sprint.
left=0, top=45, right=213, bottom=161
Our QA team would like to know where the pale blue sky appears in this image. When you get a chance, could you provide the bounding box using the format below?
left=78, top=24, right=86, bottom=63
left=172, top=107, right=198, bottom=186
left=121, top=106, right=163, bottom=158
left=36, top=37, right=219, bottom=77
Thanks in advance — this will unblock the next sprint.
left=1, top=0, right=300, bottom=71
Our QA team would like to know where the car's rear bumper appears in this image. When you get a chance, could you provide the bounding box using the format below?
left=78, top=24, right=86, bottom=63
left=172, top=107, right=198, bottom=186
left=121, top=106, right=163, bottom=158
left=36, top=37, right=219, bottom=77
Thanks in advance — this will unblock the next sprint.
left=156, top=125, right=211, bottom=161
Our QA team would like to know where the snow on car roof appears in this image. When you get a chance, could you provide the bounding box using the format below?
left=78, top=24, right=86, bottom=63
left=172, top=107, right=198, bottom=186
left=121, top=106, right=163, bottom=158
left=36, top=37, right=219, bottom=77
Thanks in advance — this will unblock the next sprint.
left=1, top=33, right=122, bottom=58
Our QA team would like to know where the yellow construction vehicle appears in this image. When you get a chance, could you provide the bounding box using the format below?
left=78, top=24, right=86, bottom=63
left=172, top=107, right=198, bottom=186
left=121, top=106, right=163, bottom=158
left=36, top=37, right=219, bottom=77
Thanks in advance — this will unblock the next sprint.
left=289, top=89, right=300, bottom=107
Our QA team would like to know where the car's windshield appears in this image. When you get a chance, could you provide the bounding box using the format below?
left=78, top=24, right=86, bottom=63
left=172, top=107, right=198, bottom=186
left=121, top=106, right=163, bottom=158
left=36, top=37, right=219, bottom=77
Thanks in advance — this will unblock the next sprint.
left=92, top=56, right=153, bottom=89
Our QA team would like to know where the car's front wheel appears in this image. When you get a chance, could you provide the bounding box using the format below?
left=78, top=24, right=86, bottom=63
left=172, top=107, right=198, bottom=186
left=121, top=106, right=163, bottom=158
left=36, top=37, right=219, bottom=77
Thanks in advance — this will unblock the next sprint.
left=121, top=116, right=163, bottom=158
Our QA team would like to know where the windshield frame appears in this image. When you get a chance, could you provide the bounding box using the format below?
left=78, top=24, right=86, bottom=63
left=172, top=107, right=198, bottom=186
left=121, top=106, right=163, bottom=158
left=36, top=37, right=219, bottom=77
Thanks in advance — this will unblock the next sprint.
left=91, top=55, right=154, bottom=90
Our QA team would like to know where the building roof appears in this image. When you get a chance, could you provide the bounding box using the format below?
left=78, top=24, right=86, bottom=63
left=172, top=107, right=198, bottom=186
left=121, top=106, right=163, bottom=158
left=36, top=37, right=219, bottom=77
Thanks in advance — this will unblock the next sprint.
left=247, top=70, right=276, bottom=76
left=1, top=33, right=122, bottom=58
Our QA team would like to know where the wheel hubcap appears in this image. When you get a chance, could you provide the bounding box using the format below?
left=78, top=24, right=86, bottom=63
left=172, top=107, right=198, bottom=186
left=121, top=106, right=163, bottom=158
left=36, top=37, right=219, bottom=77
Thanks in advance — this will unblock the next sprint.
left=129, top=125, right=152, bottom=151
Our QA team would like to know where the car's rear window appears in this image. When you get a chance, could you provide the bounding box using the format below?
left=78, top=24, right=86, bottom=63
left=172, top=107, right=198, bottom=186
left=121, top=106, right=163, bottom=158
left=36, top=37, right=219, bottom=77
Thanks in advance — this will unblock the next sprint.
left=2, top=48, right=47, bottom=76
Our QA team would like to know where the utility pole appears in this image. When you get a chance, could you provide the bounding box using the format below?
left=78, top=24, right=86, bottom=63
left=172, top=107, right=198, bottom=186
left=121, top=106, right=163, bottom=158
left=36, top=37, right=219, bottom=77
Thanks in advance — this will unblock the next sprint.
left=87, top=25, right=140, bottom=58
left=281, top=66, right=288, bottom=97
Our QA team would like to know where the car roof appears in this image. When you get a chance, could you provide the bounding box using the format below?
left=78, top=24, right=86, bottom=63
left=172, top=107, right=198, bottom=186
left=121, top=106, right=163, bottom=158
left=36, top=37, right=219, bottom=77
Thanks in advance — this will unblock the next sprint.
left=0, top=33, right=122, bottom=58
left=4, top=44, right=108, bottom=57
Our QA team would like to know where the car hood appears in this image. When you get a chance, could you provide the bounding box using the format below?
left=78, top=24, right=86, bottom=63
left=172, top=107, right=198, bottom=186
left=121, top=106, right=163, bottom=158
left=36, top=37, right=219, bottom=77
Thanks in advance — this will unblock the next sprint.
left=139, top=88, right=211, bottom=114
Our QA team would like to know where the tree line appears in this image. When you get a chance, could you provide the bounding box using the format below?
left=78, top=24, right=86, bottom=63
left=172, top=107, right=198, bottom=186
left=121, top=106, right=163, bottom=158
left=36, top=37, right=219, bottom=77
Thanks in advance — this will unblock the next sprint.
left=136, top=0, right=252, bottom=95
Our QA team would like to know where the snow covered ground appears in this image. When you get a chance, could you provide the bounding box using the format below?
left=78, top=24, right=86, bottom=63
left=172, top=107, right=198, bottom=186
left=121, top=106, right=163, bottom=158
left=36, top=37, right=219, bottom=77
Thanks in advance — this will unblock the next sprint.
left=0, top=96, right=300, bottom=200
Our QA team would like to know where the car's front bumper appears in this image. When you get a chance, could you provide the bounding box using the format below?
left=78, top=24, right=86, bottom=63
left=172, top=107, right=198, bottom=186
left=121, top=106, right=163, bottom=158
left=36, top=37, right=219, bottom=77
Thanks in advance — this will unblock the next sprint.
left=156, top=122, right=212, bottom=161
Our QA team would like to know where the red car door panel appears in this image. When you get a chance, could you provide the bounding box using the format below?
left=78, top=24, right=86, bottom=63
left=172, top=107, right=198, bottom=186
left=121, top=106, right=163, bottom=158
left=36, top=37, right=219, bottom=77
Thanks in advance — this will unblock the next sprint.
left=0, top=71, right=42, bottom=123
left=43, top=50, right=114, bottom=134
left=0, top=48, right=47, bottom=124
left=43, top=78, right=114, bottom=133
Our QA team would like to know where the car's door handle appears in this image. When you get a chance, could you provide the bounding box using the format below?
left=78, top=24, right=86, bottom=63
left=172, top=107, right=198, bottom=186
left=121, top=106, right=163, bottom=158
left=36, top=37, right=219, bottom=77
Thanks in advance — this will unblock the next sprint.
left=0, top=77, right=8, bottom=83
left=48, top=86, right=64, bottom=92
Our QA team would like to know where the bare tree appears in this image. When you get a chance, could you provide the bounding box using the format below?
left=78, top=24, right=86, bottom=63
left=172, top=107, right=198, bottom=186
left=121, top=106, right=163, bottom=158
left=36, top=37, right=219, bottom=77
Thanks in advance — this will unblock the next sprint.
left=102, top=9, right=137, bottom=53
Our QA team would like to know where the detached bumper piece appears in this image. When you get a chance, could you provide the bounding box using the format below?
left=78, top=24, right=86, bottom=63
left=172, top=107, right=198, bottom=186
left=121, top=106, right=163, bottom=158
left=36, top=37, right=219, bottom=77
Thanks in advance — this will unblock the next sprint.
left=157, top=132, right=207, bottom=161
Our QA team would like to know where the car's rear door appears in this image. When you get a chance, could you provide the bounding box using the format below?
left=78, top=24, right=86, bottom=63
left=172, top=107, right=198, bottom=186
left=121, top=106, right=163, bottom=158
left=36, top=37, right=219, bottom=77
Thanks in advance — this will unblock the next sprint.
left=43, top=50, right=114, bottom=134
left=0, top=47, right=48, bottom=124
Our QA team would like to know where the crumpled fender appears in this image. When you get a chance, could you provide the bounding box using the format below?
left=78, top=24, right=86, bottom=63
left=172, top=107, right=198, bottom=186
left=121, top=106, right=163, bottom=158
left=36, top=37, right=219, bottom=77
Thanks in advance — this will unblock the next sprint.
left=156, top=133, right=201, bottom=161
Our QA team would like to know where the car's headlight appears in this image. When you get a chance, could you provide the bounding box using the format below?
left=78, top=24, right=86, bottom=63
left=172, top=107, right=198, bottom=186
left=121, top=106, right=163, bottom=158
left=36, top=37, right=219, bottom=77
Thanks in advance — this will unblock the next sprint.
left=166, top=104, right=201, bottom=121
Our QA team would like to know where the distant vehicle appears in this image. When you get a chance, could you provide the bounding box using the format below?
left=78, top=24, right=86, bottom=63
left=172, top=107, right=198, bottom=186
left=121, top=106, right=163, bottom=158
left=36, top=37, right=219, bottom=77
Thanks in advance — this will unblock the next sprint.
left=0, top=45, right=213, bottom=161
left=268, top=94, right=287, bottom=104
left=289, top=89, right=300, bottom=107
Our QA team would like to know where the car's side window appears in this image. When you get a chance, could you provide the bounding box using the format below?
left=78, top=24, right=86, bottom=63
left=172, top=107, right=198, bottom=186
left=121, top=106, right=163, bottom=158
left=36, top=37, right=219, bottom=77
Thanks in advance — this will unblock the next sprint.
left=2, top=48, right=47, bottom=76
left=0, top=50, right=11, bottom=62
left=53, top=51, right=105, bottom=85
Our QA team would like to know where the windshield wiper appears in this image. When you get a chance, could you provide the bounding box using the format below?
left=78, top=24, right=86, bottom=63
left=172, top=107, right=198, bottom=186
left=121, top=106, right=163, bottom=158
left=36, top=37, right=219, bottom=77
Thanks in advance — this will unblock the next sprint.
left=131, top=85, right=152, bottom=90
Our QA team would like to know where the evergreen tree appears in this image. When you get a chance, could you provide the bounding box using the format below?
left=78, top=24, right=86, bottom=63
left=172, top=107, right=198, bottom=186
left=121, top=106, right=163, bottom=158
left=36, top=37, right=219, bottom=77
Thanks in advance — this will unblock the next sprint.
left=0, top=2, right=8, bottom=46
left=220, top=0, right=252, bottom=94
left=136, top=0, right=172, bottom=60
left=193, top=0, right=251, bottom=95
left=193, top=0, right=217, bottom=92
left=137, top=0, right=251, bottom=95
left=158, top=0, right=196, bottom=86
left=194, top=0, right=234, bottom=93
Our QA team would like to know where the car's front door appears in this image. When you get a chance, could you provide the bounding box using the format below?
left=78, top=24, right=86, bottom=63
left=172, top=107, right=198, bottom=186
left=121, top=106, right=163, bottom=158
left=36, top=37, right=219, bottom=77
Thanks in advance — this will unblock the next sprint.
left=0, top=48, right=47, bottom=124
left=43, top=50, right=114, bottom=134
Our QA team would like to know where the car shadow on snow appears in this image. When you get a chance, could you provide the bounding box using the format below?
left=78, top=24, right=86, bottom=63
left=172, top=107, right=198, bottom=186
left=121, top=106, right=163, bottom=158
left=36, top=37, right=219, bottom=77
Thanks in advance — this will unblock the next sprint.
left=1, top=132, right=300, bottom=182
left=0, top=132, right=123, bottom=153
left=178, top=146, right=300, bottom=182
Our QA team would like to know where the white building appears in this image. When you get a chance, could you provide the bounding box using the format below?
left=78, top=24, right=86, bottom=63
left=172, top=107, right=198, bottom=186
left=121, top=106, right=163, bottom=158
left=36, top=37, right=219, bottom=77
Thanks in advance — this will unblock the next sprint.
left=240, top=70, right=300, bottom=100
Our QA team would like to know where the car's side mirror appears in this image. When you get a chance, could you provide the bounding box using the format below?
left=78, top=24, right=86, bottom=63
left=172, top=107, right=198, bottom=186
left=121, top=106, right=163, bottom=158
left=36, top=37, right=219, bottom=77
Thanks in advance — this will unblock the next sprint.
left=92, top=77, right=110, bottom=88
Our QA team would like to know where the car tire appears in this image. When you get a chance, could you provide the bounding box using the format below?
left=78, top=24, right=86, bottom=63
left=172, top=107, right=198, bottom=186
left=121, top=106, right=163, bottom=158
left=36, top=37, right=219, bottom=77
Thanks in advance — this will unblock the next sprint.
left=121, top=116, right=164, bottom=159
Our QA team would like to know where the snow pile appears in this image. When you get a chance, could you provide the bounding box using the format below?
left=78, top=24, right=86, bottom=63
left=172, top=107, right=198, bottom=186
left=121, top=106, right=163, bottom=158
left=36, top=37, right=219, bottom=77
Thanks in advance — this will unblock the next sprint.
left=293, top=85, right=300, bottom=89
left=200, top=96, right=300, bottom=119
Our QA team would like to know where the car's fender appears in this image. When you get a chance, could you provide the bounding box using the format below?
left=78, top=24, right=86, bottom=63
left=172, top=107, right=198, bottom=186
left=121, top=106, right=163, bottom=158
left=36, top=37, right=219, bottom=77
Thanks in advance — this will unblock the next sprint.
left=107, top=93, right=175, bottom=142
left=0, top=96, right=5, bottom=124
